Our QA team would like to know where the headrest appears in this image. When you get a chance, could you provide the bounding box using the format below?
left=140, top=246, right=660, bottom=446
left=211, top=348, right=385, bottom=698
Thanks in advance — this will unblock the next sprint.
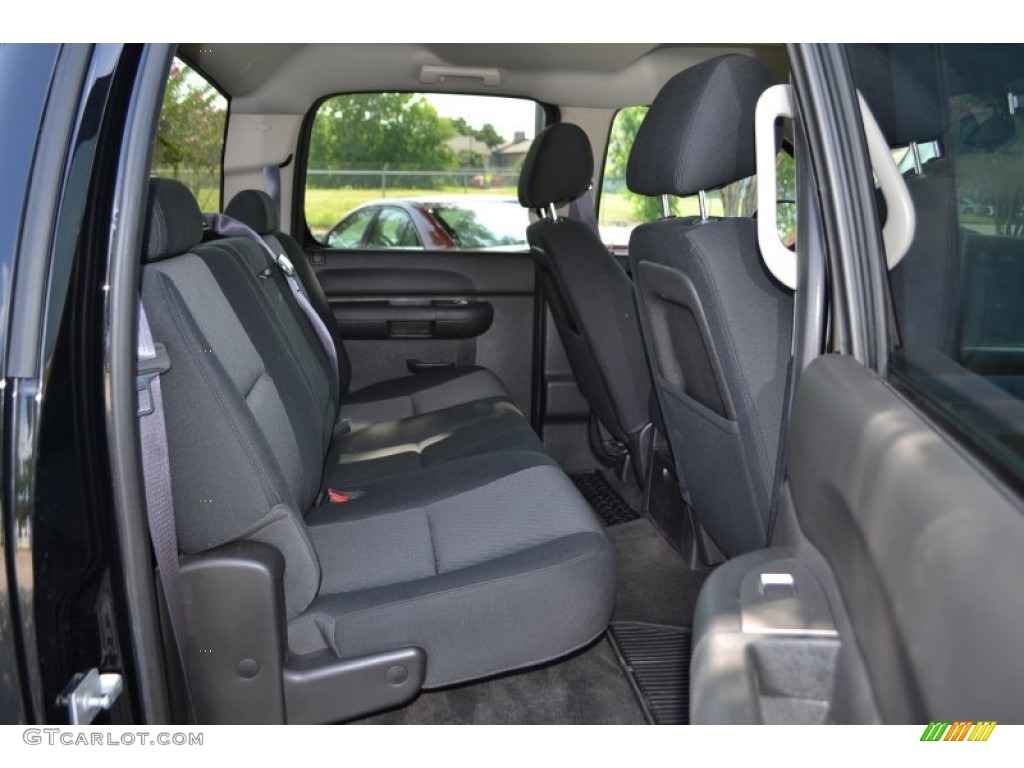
left=144, top=178, right=204, bottom=262
left=627, top=54, right=775, bottom=198
left=225, top=189, right=280, bottom=235
left=518, top=123, right=594, bottom=209
left=847, top=44, right=948, bottom=147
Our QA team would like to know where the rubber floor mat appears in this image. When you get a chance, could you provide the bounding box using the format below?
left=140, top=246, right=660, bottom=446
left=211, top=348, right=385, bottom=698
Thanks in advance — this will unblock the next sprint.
left=609, top=622, right=691, bottom=724
left=570, top=471, right=640, bottom=526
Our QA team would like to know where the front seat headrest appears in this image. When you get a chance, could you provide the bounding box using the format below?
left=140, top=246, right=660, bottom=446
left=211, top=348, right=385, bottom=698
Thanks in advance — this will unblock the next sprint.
left=518, top=123, right=594, bottom=210
left=627, top=54, right=776, bottom=198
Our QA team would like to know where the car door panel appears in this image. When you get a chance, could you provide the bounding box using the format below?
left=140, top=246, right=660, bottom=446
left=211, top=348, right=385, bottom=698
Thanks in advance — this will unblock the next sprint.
left=314, top=250, right=535, bottom=293
left=312, top=249, right=537, bottom=414
left=335, top=299, right=494, bottom=341
left=787, top=353, right=1024, bottom=723
left=320, top=267, right=493, bottom=341
left=692, top=352, right=1024, bottom=724
left=318, top=266, right=476, bottom=296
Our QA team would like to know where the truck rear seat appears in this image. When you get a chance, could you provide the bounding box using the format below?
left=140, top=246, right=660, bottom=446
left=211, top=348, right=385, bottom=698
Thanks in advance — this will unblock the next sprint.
left=224, top=188, right=513, bottom=429
left=194, top=189, right=546, bottom=488
left=140, top=178, right=614, bottom=722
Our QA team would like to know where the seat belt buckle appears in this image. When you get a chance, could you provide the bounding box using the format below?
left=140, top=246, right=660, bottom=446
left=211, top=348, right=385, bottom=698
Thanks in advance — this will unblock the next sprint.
left=136, top=343, right=171, bottom=417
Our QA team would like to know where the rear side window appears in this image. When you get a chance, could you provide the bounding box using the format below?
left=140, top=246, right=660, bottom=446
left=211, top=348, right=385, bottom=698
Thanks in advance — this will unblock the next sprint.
left=599, top=106, right=795, bottom=250
left=366, top=207, right=421, bottom=249
left=305, top=92, right=542, bottom=251
left=875, top=44, right=1024, bottom=491
left=151, top=57, right=227, bottom=211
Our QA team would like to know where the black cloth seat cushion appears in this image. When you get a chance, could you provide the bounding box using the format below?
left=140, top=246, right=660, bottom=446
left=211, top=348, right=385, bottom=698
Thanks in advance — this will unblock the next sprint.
left=293, top=451, right=615, bottom=687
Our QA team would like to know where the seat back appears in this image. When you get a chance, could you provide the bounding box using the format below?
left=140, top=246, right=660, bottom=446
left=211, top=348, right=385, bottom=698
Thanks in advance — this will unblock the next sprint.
left=518, top=124, right=654, bottom=473
left=626, top=55, right=790, bottom=557
left=142, top=179, right=326, bottom=618
left=226, top=189, right=353, bottom=395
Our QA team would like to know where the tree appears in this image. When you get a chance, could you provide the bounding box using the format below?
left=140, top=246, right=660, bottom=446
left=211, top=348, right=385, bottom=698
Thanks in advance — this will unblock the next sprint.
left=448, top=117, right=506, bottom=149
left=475, top=123, right=506, bottom=149
left=310, top=93, right=458, bottom=188
left=604, top=106, right=670, bottom=221
left=718, top=177, right=757, bottom=218
left=155, top=61, right=226, bottom=208
left=457, top=149, right=486, bottom=168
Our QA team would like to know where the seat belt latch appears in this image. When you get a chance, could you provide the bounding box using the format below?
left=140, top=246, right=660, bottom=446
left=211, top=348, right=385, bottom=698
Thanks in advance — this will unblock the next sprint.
left=136, top=343, right=171, bottom=417
left=277, top=254, right=296, bottom=277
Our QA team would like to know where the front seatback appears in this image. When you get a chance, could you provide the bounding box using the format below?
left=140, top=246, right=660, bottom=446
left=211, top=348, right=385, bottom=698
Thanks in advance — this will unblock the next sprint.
left=627, top=55, right=791, bottom=557
left=226, top=189, right=353, bottom=394
left=517, top=124, right=654, bottom=471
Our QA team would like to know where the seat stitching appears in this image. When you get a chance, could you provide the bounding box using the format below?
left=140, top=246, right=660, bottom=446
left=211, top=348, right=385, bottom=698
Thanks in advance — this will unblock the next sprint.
left=423, top=509, right=439, bottom=576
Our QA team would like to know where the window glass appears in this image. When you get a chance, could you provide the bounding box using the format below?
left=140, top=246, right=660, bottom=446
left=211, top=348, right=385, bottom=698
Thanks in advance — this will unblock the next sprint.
left=430, top=199, right=527, bottom=250
left=151, top=57, right=227, bottom=211
left=366, top=207, right=421, bottom=249
left=953, top=92, right=1024, bottom=238
left=599, top=106, right=796, bottom=250
left=326, top=207, right=375, bottom=249
left=305, top=93, right=539, bottom=250
left=869, top=44, right=1024, bottom=490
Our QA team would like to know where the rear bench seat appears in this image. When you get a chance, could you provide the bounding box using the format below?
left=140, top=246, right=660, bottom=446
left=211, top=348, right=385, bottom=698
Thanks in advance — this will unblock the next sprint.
left=200, top=189, right=546, bottom=489
left=141, top=178, right=615, bottom=723
left=224, top=188, right=511, bottom=430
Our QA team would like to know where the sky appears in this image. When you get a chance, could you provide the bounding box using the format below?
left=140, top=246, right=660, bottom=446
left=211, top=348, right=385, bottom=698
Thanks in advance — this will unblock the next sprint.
left=423, top=93, right=538, bottom=145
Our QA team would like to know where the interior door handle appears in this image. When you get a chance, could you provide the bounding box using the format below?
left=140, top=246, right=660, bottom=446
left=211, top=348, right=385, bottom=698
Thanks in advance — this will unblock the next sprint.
left=407, top=359, right=456, bottom=374
left=333, top=299, right=494, bottom=340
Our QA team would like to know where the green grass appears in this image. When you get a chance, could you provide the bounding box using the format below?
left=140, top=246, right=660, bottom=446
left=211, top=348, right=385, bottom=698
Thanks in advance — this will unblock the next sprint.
left=599, top=192, right=717, bottom=226
left=597, top=193, right=636, bottom=226
left=190, top=187, right=220, bottom=212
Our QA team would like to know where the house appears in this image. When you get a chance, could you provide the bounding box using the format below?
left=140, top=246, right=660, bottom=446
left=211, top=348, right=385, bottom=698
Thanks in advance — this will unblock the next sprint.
left=445, top=135, right=494, bottom=166
left=493, top=131, right=533, bottom=169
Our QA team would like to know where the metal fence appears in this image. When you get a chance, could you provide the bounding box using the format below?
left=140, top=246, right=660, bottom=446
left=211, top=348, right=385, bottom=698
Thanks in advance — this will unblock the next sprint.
left=152, top=166, right=219, bottom=191
left=306, top=168, right=519, bottom=195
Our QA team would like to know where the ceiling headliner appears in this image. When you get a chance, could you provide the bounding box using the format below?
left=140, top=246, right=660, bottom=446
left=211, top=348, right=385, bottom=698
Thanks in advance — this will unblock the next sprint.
left=179, top=43, right=789, bottom=114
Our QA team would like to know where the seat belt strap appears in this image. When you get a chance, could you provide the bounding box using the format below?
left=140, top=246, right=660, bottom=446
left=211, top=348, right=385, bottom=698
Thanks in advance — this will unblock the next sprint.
left=765, top=354, right=795, bottom=543
left=765, top=284, right=800, bottom=543
left=261, top=165, right=281, bottom=212
left=137, top=301, right=196, bottom=720
left=203, top=212, right=339, bottom=398
left=261, top=154, right=292, bottom=213
left=568, top=188, right=601, bottom=237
